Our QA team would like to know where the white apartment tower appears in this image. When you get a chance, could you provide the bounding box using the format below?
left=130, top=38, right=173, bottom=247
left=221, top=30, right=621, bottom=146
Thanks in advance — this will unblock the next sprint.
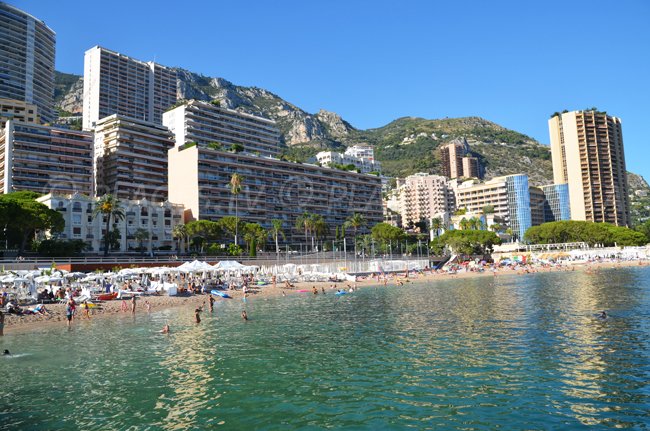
left=83, top=46, right=177, bottom=130
left=0, top=3, right=56, bottom=123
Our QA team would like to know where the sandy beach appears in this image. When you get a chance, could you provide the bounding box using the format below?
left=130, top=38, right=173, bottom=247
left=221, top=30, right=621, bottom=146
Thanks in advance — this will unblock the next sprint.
left=2, top=259, right=647, bottom=335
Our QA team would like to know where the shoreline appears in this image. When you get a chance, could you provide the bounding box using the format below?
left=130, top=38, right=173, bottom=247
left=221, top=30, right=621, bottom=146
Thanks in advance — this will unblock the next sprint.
left=3, top=259, right=648, bottom=336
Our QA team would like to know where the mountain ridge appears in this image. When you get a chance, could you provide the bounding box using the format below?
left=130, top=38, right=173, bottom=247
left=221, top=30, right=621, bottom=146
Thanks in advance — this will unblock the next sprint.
left=53, top=70, right=649, bottom=224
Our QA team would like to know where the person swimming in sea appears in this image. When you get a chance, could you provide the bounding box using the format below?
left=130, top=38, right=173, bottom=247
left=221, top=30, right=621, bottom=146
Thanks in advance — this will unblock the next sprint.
left=241, top=310, right=248, bottom=321
left=195, top=307, right=202, bottom=324
left=3, top=349, right=10, bottom=356
left=160, top=324, right=170, bottom=334
left=599, top=310, right=608, bottom=319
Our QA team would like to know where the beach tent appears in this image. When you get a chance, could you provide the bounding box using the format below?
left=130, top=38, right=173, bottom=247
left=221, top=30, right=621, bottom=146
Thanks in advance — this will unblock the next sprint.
left=178, top=260, right=215, bottom=273
left=213, top=260, right=246, bottom=271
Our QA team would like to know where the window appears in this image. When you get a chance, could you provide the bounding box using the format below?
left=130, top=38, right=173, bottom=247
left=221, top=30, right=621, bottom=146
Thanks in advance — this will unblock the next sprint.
left=72, top=214, right=81, bottom=225
left=73, top=227, right=81, bottom=237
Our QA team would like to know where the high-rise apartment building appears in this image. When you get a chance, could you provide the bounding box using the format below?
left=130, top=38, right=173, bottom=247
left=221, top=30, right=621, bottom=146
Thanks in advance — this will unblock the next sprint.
left=83, top=46, right=177, bottom=130
left=439, top=138, right=482, bottom=179
left=0, top=3, right=55, bottom=123
left=396, top=173, right=453, bottom=228
left=168, top=145, right=383, bottom=243
left=549, top=110, right=630, bottom=226
left=164, top=100, right=280, bottom=157
left=164, top=103, right=382, bottom=243
left=462, top=156, right=480, bottom=179
left=93, top=115, right=175, bottom=201
left=456, top=174, right=532, bottom=240
left=0, top=120, right=93, bottom=195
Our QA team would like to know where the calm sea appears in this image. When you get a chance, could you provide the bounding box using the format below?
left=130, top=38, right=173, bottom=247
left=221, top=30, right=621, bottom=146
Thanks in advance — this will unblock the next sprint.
left=1, top=267, right=649, bottom=430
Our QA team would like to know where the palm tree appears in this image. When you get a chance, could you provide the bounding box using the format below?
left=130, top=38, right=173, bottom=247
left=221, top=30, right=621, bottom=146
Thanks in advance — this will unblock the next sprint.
left=295, top=212, right=314, bottom=252
left=269, top=219, right=285, bottom=256
left=430, top=217, right=443, bottom=238
left=312, top=215, right=329, bottom=251
left=172, top=224, right=188, bottom=254
left=458, top=217, right=470, bottom=231
left=344, top=213, right=367, bottom=258
left=134, top=228, right=149, bottom=255
left=229, top=173, right=244, bottom=245
left=92, top=194, right=125, bottom=256
left=243, top=222, right=266, bottom=257
left=469, top=216, right=484, bottom=230
left=490, top=223, right=503, bottom=233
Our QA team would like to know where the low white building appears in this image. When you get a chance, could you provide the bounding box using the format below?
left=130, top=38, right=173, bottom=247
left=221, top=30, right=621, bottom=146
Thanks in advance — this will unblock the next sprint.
left=37, top=193, right=185, bottom=254
left=344, top=144, right=376, bottom=162
left=316, top=144, right=381, bottom=174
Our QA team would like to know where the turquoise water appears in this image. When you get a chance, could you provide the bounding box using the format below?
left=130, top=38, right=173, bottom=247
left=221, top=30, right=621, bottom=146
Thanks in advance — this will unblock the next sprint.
left=2, top=267, right=650, bottom=430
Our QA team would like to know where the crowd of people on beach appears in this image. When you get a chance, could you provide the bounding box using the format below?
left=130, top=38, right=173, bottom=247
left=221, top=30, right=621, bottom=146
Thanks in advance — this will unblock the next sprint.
left=2, top=252, right=649, bottom=339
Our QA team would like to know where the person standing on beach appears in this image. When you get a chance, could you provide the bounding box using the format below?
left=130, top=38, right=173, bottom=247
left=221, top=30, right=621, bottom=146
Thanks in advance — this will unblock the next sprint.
left=66, top=297, right=76, bottom=327
left=82, top=300, right=91, bottom=319
left=131, top=296, right=137, bottom=314
left=0, top=311, right=4, bottom=336
left=120, top=299, right=128, bottom=313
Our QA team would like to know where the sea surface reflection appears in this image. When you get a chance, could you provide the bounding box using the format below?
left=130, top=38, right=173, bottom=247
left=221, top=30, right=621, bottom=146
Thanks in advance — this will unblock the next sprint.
left=1, top=267, right=649, bottom=429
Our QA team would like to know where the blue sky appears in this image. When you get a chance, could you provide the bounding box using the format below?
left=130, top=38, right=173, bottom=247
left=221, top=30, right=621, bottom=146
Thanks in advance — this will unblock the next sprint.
left=15, top=0, right=650, bottom=180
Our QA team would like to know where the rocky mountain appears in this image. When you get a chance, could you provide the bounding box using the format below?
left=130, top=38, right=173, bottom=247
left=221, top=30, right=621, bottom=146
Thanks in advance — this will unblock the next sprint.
left=54, top=70, right=348, bottom=146
left=54, top=70, right=649, bottom=224
left=53, top=71, right=83, bottom=115
left=52, top=71, right=552, bottom=181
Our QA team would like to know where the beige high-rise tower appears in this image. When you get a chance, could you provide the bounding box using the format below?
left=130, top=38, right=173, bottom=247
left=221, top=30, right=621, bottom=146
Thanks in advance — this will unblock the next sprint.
left=548, top=110, right=630, bottom=226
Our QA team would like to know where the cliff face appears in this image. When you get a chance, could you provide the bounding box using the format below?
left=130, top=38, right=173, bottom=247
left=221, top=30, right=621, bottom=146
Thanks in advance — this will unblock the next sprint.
left=54, top=70, right=349, bottom=145
left=53, top=72, right=83, bottom=114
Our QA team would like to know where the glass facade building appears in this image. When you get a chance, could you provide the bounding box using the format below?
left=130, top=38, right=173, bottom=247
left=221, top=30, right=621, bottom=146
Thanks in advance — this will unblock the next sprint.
left=505, top=174, right=532, bottom=240
left=541, top=183, right=570, bottom=222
